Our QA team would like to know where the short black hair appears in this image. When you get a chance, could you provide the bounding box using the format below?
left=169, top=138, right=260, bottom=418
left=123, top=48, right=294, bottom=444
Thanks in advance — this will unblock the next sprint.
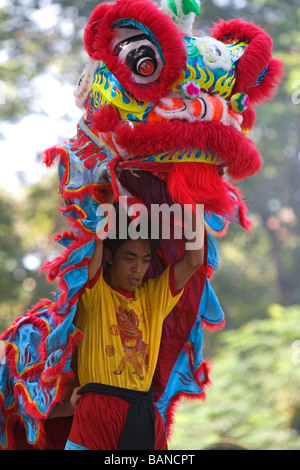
left=103, top=207, right=160, bottom=260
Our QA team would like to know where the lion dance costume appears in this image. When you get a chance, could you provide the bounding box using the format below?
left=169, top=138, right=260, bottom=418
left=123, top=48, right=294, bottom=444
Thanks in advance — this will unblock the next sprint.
left=0, top=0, right=283, bottom=449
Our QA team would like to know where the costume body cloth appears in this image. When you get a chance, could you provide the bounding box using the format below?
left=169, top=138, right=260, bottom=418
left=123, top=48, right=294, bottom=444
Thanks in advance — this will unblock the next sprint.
left=0, top=0, right=283, bottom=450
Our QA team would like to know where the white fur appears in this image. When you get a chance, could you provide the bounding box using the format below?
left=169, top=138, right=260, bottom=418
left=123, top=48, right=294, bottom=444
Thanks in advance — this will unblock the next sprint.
left=161, top=0, right=201, bottom=36
left=74, top=61, right=100, bottom=109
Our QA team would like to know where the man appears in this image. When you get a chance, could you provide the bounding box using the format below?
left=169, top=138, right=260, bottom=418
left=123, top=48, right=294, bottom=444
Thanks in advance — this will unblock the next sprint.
left=52, top=204, right=204, bottom=450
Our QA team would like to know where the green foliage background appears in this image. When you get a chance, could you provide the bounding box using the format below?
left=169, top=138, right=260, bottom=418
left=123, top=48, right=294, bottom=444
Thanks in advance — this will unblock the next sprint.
left=0, top=0, right=299, bottom=450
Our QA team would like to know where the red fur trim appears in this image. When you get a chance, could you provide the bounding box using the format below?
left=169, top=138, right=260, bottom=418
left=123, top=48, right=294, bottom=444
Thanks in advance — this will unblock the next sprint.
left=165, top=361, right=211, bottom=440
left=42, top=146, right=65, bottom=168
left=52, top=230, right=78, bottom=244
left=40, top=233, right=94, bottom=282
left=2, top=313, right=55, bottom=380
left=211, top=18, right=284, bottom=105
left=115, top=120, right=262, bottom=181
left=4, top=353, right=44, bottom=386
left=59, top=204, right=87, bottom=220
left=48, top=258, right=90, bottom=313
left=40, top=331, right=82, bottom=384
left=1, top=241, right=91, bottom=447
left=0, top=414, right=26, bottom=450
left=250, top=57, right=284, bottom=104
left=202, top=317, right=225, bottom=331
left=206, top=264, right=215, bottom=279
left=108, top=155, right=122, bottom=200
left=68, top=221, right=100, bottom=241
left=38, top=271, right=89, bottom=335
left=25, top=299, right=52, bottom=316
left=57, top=205, right=104, bottom=241
left=1, top=371, right=75, bottom=450
left=7, top=366, right=76, bottom=450
left=83, top=0, right=186, bottom=102
left=224, top=180, right=252, bottom=231
left=92, top=104, right=121, bottom=133
left=241, top=106, right=256, bottom=133
left=83, top=2, right=115, bottom=58
left=2, top=314, right=50, bottom=343
left=167, top=163, right=237, bottom=217
left=13, top=383, right=48, bottom=420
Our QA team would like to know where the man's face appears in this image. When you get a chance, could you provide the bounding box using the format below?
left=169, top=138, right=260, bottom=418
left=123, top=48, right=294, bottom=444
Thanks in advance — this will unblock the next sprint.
left=105, top=238, right=152, bottom=292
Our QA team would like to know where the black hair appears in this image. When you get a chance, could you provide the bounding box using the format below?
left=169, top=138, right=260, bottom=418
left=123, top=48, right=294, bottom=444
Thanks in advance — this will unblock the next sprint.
left=103, top=207, right=160, bottom=260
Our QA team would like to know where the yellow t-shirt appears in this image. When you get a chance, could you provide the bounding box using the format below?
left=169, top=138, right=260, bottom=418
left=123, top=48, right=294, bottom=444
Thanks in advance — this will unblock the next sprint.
left=75, top=265, right=183, bottom=392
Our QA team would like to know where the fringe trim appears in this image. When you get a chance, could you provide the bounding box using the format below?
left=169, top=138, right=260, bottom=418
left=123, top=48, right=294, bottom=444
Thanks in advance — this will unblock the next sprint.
left=165, top=361, right=211, bottom=440
left=202, top=317, right=225, bottom=332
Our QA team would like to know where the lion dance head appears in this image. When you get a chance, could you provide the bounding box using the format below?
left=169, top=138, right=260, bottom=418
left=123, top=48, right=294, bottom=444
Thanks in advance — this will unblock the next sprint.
left=61, top=0, right=284, bottom=229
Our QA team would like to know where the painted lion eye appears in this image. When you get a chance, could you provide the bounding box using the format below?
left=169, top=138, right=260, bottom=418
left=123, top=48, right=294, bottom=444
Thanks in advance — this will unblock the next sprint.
left=113, top=28, right=163, bottom=84
left=136, top=57, right=156, bottom=76
left=125, top=46, right=157, bottom=77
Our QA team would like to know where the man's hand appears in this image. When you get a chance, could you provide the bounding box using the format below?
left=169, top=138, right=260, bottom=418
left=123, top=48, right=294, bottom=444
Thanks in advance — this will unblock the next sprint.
left=48, top=386, right=82, bottom=419
left=70, top=386, right=82, bottom=412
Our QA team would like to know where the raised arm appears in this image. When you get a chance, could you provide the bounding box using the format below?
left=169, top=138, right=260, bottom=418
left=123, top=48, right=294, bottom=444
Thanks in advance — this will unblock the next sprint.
left=173, top=205, right=205, bottom=292
left=88, top=238, right=104, bottom=280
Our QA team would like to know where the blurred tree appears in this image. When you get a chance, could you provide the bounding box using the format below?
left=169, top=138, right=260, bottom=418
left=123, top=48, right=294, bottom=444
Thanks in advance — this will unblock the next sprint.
left=169, top=304, right=300, bottom=451
left=0, top=191, right=25, bottom=331
left=0, top=0, right=92, bottom=122
left=0, top=174, right=68, bottom=330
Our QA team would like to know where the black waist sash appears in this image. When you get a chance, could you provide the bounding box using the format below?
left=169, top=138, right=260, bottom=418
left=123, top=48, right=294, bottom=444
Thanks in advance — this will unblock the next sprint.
left=78, top=383, right=157, bottom=450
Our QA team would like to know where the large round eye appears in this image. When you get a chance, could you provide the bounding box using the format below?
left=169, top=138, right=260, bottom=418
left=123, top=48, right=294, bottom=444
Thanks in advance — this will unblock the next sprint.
left=137, top=58, right=156, bottom=76
left=125, top=45, right=157, bottom=77
left=112, top=28, right=163, bottom=84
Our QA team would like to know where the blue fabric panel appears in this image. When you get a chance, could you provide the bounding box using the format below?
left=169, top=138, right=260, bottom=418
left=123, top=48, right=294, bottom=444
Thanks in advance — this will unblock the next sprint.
left=65, top=440, right=89, bottom=450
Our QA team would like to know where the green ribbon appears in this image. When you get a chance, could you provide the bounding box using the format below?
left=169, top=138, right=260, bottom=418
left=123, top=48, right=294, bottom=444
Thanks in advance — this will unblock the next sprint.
left=182, top=0, right=201, bottom=16
left=167, top=0, right=201, bottom=16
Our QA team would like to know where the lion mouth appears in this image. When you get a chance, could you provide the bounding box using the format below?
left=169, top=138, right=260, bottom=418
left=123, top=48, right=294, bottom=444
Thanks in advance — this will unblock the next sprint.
left=115, top=119, right=261, bottom=181
left=91, top=97, right=259, bottom=181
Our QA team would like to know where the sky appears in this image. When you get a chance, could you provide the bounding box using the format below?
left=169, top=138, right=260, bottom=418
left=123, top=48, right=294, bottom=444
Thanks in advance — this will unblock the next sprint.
left=0, top=74, right=82, bottom=194
left=0, top=0, right=81, bottom=194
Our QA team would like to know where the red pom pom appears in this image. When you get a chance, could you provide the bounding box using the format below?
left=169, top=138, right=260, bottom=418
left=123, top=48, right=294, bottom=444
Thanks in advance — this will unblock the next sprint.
left=92, top=105, right=121, bottom=134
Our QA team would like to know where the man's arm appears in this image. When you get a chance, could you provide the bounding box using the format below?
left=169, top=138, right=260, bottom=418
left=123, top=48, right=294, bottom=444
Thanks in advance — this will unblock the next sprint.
left=173, top=205, right=205, bottom=292
left=88, top=238, right=103, bottom=280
